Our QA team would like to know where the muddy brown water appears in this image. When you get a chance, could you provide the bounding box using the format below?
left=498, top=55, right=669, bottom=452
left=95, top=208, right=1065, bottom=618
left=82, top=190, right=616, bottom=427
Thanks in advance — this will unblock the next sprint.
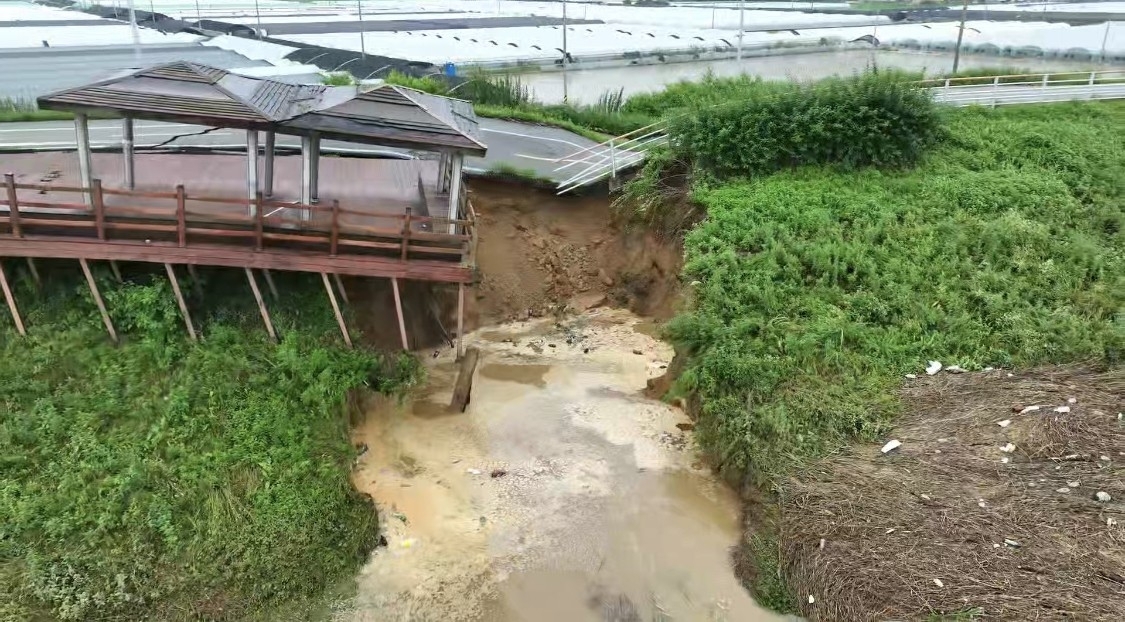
left=341, top=309, right=780, bottom=621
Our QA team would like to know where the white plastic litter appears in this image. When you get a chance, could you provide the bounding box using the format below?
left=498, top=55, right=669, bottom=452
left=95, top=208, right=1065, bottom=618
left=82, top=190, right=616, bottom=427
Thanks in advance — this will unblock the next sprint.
left=997, top=419, right=1011, bottom=427
left=1096, top=491, right=1112, bottom=502
left=1056, top=487, right=1071, bottom=493
left=933, top=578, right=944, bottom=588
left=819, top=538, right=826, bottom=549
left=926, top=361, right=943, bottom=375
left=904, top=373, right=917, bottom=379
left=1000, top=443, right=1016, bottom=453
left=1067, top=397, right=1077, bottom=404
left=466, top=468, right=482, bottom=475
left=808, top=595, right=816, bottom=604
left=1000, top=457, right=1010, bottom=464
left=881, top=439, right=902, bottom=454
left=945, top=365, right=965, bottom=374
left=1101, top=455, right=1111, bottom=462
left=1018, top=405, right=1041, bottom=414
left=1109, top=518, right=1119, bottom=527
left=1004, top=538, right=1020, bottom=547
left=1054, top=406, right=1071, bottom=413
left=1068, top=481, right=1080, bottom=488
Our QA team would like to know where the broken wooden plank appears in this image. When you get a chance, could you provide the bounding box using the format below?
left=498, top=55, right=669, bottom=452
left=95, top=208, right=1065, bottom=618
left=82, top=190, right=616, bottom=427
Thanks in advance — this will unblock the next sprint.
left=80, top=258, right=117, bottom=343
left=0, top=259, right=25, bottom=336
left=448, top=346, right=480, bottom=413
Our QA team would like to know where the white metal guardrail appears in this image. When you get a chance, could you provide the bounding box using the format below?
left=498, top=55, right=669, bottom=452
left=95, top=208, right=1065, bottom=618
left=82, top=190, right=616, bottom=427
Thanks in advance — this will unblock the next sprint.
left=552, top=69, right=1125, bottom=194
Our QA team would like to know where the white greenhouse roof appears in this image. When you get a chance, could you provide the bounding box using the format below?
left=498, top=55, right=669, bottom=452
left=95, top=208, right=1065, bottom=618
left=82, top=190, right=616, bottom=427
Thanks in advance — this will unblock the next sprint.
left=0, top=2, right=106, bottom=22
left=0, top=25, right=201, bottom=49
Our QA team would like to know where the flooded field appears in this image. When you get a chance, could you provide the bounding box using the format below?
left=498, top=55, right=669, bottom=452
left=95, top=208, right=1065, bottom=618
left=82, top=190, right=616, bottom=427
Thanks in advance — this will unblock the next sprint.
left=340, top=309, right=780, bottom=621
left=515, top=49, right=1106, bottom=104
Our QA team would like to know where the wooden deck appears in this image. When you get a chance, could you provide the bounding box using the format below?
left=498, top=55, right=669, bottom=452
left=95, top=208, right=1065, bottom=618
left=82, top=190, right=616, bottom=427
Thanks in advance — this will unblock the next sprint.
left=0, top=153, right=475, bottom=283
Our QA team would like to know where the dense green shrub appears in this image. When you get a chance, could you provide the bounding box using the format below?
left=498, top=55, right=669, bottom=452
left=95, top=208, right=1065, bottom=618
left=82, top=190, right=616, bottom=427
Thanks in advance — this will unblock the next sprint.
left=0, top=270, right=416, bottom=620
left=668, top=72, right=943, bottom=178
left=668, top=102, right=1124, bottom=481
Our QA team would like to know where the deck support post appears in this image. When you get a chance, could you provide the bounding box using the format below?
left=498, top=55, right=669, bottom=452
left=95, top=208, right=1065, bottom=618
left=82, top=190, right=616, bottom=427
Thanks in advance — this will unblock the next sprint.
left=457, top=282, right=465, bottom=359
left=332, top=273, right=349, bottom=305
left=309, top=132, right=321, bottom=204
left=391, top=277, right=409, bottom=351
left=0, top=260, right=25, bottom=336
left=109, top=260, right=123, bottom=283
left=262, top=268, right=279, bottom=300
left=74, top=113, right=93, bottom=208
left=245, top=130, right=259, bottom=216
left=164, top=263, right=196, bottom=340
left=80, top=258, right=117, bottom=343
left=245, top=268, right=276, bottom=342
left=263, top=130, right=275, bottom=198
left=322, top=272, right=352, bottom=348
left=446, top=153, right=464, bottom=236
left=26, top=258, right=40, bottom=290
left=122, top=117, right=135, bottom=190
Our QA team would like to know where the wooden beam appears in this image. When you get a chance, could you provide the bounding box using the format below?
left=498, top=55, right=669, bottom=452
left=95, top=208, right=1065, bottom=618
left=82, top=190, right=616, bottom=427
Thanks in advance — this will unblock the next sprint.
left=79, top=258, right=117, bottom=343
left=262, top=268, right=279, bottom=300
left=332, top=273, right=349, bottom=305
left=26, top=258, right=40, bottom=290
left=457, top=282, right=465, bottom=359
left=321, top=272, right=352, bottom=348
left=92, top=179, right=105, bottom=240
left=391, top=277, right=409, bottom=351
left=449, top=346, right=480, bottom=413
left=5, top=173, right=21, bottom=237
left=244, top=268, right=276, bottom=342
left=109, top=260, right=123, bottom=283
left=0, top=260, right=25, bottom=336
left=164, top=263, right=196, bottom=341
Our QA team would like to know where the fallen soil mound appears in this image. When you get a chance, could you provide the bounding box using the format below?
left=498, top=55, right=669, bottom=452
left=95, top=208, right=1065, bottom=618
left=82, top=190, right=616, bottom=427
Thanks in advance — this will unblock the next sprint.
left=774, top=365, right=1123, bottom=620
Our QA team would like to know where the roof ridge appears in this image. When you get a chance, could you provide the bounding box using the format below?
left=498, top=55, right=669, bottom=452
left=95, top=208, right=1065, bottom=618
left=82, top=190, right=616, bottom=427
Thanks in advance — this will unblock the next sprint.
left=390, top=85, right=488, bottom=150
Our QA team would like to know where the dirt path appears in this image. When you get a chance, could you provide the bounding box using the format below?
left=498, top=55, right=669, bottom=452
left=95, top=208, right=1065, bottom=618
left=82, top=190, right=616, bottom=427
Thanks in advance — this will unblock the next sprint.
left=340, top=309, right=780, bottom=622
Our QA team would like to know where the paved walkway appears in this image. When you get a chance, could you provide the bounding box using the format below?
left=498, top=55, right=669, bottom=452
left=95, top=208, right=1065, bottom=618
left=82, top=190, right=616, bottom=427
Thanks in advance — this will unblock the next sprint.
left=0, top=117, right=605, bottom=183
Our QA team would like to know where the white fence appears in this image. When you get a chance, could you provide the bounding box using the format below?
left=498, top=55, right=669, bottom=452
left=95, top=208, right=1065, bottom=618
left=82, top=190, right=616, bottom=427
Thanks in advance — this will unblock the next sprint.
left=552, top=69, right=1125, bottom=194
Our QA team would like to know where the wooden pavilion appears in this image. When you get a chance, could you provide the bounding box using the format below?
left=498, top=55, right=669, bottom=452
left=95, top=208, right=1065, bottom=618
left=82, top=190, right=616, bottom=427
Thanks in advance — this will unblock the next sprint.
left=0, top=62, right=485, bottom=352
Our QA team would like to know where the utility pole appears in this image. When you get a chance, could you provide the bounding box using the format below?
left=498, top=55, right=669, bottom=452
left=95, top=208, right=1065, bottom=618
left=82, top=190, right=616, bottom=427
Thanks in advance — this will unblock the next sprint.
left=951, top=0, right=969, bottom=74
left=737, top=0, right=745, bottom=61
left=1100, top=21, right=1111, bottom=63
left=357, top=0, right=366, bottom=59
left=194, top=0, right=201, bottom=24
left=562, top=0, right=569, bottom=103
left=254, top=0, right=263, bottom=40
left=127, top=0, right=139, bottom=62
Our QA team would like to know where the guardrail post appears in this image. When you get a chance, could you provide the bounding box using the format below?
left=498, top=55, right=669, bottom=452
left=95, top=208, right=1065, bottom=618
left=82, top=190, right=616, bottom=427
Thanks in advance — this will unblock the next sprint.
left=1088, top=71, right=1096, bottom=99
left=1042, top=73, right=1049, bottom=89
left=609, top=139, right=617, bottom=179
left=5, top=173, right=20, bottom=238
left=943, top=78, right=950, bottom=98
left=991, top=76, right=1000, bottom=108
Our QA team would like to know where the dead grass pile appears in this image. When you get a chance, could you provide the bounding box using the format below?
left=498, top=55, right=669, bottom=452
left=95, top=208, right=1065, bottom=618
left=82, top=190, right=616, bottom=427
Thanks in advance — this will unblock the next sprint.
left=779, top=365, right=1124, bottom=620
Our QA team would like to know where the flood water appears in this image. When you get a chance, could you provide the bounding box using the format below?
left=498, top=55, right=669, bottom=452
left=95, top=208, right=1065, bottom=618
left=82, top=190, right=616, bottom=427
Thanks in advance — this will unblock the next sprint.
left=340, top=309, right=780, bottom=621
left=514, top=49, right=1105, bottom=104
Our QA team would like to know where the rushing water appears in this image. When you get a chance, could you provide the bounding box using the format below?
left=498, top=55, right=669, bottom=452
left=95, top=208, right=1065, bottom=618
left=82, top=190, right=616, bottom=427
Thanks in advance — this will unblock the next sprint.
left=512, top=48, right=1105, bottom=104
left=341, top=309, right=781, bottom=621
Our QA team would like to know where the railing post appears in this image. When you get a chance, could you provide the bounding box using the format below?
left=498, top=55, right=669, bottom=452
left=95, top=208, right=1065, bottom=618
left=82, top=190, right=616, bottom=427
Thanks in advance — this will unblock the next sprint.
left=1042, top=73, right=1049, bottom=89
left=943, top=77, right=950, bottom=98
left=176, top=184, right=186, bottom=247
left=991, top=76, right=1000, bottom=108
left=1088, top=71, right=1096, bottom=99
left=92, top=178, right=105, bottom=240
left=330, top=200, right=340, bottom=257
left=400, top=207, right=412, bottom=261
left=254, top=192, right=264, bottom=251
left=609, top=138, right=617, bottom=179
left=4, top=173, right=20, bottom=238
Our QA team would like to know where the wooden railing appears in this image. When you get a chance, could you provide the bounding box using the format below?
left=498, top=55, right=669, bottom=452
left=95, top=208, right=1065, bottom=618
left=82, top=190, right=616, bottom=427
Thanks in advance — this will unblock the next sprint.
left=0, top=174, right=475, bottom=267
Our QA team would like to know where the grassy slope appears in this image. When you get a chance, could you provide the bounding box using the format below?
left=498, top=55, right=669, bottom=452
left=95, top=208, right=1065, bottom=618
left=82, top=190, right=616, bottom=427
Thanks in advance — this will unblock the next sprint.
left=668, top=102, right=1124, bottom=482
left=0, top=269, right=415, bottom=620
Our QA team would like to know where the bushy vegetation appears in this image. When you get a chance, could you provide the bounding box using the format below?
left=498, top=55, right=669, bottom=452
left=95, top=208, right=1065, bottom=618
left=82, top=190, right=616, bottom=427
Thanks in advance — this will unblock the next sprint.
left=0, top=267, right=417, bottom=620
left=668, top=72, right=943, bottom=178
left=0, top=98, right=73, bottom=123
left=664, top=102, right=1124, bottom=481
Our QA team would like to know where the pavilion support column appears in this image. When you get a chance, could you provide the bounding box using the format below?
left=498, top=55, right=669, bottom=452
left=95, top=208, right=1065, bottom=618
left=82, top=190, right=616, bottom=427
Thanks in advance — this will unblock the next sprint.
left=446, top=153, right=464, bottom=236
left=122, top=117, right=135, bottom=190
left=301, top=135, right=313, bottom=220
left=246, top=130, right=259, bottom=216
left=263, top=130, right=276, bottom=198
left=74, top=113, right=93, bottom=208
left=437, top=152, right=450, bottom=192
left=309, top=132, right=321, bottom=204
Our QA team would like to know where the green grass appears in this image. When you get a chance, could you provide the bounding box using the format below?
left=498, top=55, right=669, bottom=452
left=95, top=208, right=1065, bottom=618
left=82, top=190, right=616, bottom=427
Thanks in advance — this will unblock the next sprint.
left=0, top=266, right=419, bottom=620
left=664, top=101, right=1124, bottom=482
left=479, top=163, right=557, bottom=187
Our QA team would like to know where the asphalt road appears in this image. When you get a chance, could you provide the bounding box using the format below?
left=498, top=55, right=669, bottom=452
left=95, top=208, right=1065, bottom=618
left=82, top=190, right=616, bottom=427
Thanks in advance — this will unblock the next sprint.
left=0, top=117, right=606, bottom=183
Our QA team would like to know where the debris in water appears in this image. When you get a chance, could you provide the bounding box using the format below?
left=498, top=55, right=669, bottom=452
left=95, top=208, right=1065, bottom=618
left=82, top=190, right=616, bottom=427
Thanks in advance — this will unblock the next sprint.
left=1067, top=397, right=1077, bottom=404
left=632, top=349, right=643, bottom=355
left=905, top=373, right=917, bottom=379
left=1000, top=443, right=1016, bottom=453
left=1109, top=518, right=1119, bottom=527
left=997, top=419, right=1011, bottom=427
left=1067, top=481, right=1080, bottom=488
left=925, top=361, right=943, bottom=375
left=1056, top=487, right=1071, bottom=494
left=881, top=439, right=902, bottom=454
left=1095, top=491, right=1112, bottom=502
left=983, top=366, right=995, bottom=371
left=394, top=512, right=408, bottom=525
left=945, top=365, right=965, bottom=374
left=978, top=500, right=987, bottom=508
left=1000, top=457, right=1010, bottom=464
left=819, top=538, right=826, bottom=549
left=1018, top=405, right=1042, bottom=414
left=377, top=535, right=388, bottom=547
left=1006, top=373, right=1014, bottom=377
left=933, top=578, right=944, bottom=588
left=920, top=494, right=931, bottom=501
left=1004, top=539, right=1020, bottom=548
left=490, top=468, right=508, bottom=478
left=1054, top=405, right=1070, bottom=413
left=808, top=595, right=816, bottom=604
left=401, top=538, right=416, bottom=549
left=466, top=468, right=482, bottom=475
left=676, top=422, right=695, bottom=431
left=885, top=528, right=896, bottom=534
left=1101, top=455, right=1111, bottom=462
